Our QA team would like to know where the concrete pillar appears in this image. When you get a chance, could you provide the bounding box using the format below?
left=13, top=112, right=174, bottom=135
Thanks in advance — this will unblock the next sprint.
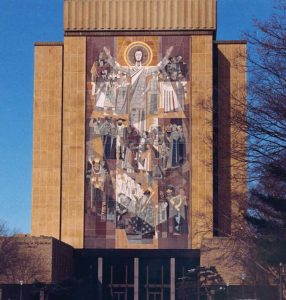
left=98, top=257, right=103, bottom=300
left=134, top=258, right=139, bottom=300
left=170, top=258, right=175, bottom=300
left=39, top=290, right=45, bottom=300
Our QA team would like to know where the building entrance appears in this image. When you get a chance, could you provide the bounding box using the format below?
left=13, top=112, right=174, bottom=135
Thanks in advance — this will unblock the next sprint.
left=74, top=249, right=199, bottom=300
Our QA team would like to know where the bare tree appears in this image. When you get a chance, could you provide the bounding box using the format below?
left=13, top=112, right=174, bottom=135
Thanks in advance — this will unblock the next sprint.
left=190, top=4, right=286, bottom=297
left=0, top=221, right=19, bottom=281
left=243, top=0, right=286, bottom=177
left=239, top=2, right=286, bottom=293
left=0, top=220, right=45, bottom=284
left=209, top=0, right=286, bottom=295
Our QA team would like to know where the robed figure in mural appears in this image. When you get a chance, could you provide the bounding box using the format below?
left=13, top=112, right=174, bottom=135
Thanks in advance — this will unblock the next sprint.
left=103, top=46, right=173, bottom=132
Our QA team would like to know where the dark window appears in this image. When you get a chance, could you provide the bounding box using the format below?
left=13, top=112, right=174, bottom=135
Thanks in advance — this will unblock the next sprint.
left=103, top=258, right=134, bottom=300
left=139, top=258, right=170, bottom=300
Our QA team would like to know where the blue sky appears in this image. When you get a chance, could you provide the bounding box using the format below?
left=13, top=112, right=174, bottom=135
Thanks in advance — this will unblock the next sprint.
left=0, top=0, right=276, bottom=233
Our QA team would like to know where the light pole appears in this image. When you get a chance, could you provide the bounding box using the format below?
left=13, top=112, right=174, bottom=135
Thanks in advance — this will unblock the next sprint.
left=241, top=273, right=246, bottom=300
left=19, top=280, right=23, bottom=300
left=226, top=282, right=230, bottom=300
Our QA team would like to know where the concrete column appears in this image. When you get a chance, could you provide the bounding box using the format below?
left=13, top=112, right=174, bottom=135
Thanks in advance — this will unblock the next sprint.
left=170, top=258, right=175, bottom=300
left=134, top=258, right=139, bottom=300
left=98, top=257, right=103, bottom=300
left=40, top=290, right=45, bottom=300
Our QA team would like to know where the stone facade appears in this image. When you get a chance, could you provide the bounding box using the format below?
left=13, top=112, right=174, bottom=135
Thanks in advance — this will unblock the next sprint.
left=27, top=1, right=249, bottom=299
left=215, top=42, right=247, bottom=236
left=190, top=35, right=214, bottom=248
left=31, top=0, right=247, bottom=252
left=61, top=37, right=86, bottom=248
left=32, top=44, right=63, bottom=240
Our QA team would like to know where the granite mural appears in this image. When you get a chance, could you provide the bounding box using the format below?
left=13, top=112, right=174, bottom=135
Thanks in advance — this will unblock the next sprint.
left=85, top=37, right=190, bottom=248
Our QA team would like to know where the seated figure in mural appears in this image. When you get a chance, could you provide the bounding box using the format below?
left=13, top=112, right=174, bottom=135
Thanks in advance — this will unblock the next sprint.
left=103, top=46, right=173, bottom=132
left=129, top=188, right=155, bottom=240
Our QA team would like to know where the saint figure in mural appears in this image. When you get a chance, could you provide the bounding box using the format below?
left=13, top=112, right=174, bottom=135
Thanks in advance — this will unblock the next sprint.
left=99, top=117, right=116, bottom=159
left=93, top=70, right=115, bottom=113
left=169, top=187, right=188, bottom=235
left=87, top=157, right=107, bottom=215
left=103, top=45, right=173, bottom=132
left=166, top=124, right=186, bottom=168
left=144, top=71, right=160, bottom=115
left=116, top=118, right=127, bottom=160
left=159, top=56, right=188, bottom=113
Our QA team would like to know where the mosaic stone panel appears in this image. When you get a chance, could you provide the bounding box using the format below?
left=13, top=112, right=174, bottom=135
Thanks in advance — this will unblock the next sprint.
left=85, top=36, right=191, bottom=249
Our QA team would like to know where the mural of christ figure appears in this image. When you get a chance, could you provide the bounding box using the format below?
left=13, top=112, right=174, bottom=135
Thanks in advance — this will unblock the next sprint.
left=103, top=46, right=173, bottom=132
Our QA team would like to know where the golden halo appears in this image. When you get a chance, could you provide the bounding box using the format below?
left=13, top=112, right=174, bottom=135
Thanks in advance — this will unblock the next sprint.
left=124, top=41, right=153, bottom=66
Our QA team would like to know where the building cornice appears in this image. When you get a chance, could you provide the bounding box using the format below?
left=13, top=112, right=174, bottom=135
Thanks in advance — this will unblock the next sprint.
left=64, top=0, right=217, bottom=32
left=64, top=29, right=215, bottom=37
left=34, top=42, right=64, bottom=46
left=215, top=40, right=247, bottom=45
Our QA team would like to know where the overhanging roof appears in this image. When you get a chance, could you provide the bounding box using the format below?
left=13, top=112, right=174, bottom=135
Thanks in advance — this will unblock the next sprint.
left=64, top=0, right=217, bottom=32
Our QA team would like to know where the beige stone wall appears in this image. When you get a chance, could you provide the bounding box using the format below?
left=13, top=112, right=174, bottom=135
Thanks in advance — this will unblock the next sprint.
left=61, top=37, right=86, bottom=248
left=190, top=35, right=214, bottom=249
left=32, top=45, right=63, bottom=239
left=217, top=43, right=247, bottom=235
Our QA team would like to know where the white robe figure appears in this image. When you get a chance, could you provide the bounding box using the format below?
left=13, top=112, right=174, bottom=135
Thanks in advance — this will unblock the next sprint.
left=91, top=82, right=96, bottom=96
left=95, top=81, right=114, bottom=110
left=176, top=80, right=187, bottom=109
left=160, top=81, right=180, bottom=112
left=160, top=80, right=187, bottom=112
left=116, top=123, right=126, bottom=160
